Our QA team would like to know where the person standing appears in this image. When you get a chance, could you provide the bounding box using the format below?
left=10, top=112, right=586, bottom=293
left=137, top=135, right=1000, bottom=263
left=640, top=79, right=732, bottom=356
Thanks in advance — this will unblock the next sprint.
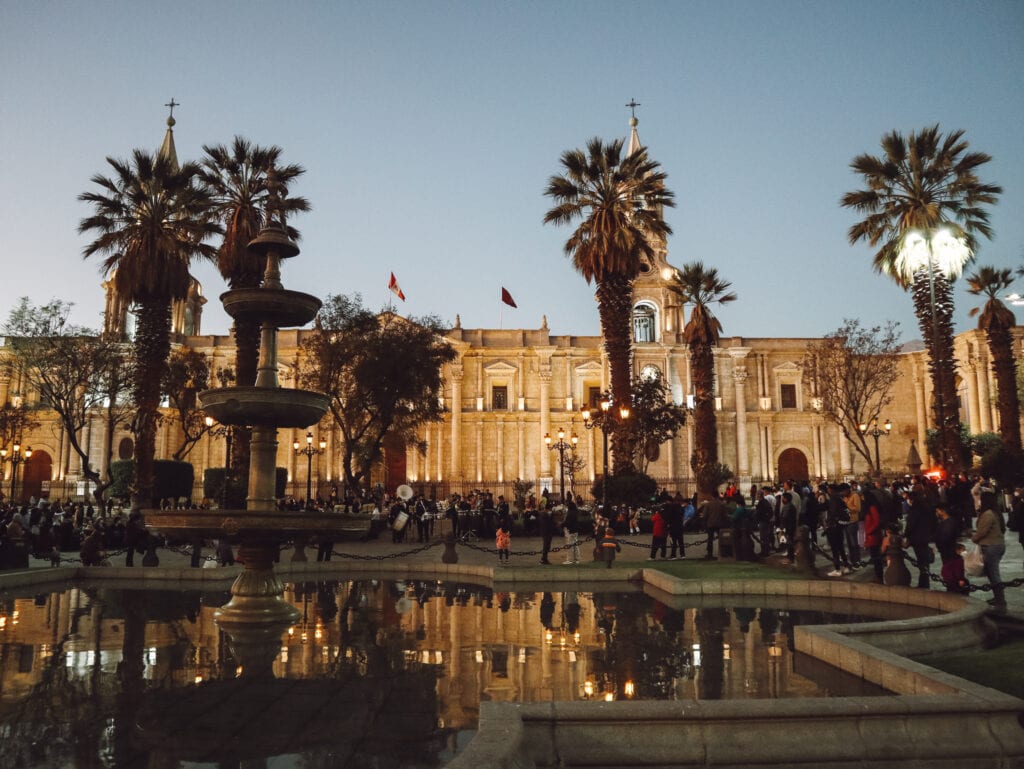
left=562, top=498, right=580, bottom=565
left=824, top=485, right=852, bottom=576
left=972, top=490, right=1007, bottom=609
left=648, top=506, right=668, bottom=560
left=843, top=484, right=863, bottom=567
left=663, top=494, right=686, bottom=560
left=701, top=492, right=731, bottom=560
left=862, top=487, right=885, bottom=583
left=495, top=518, right=511, bottom=566
left=539, top=506, right=555, bottom=565
left=904, top=491, right=936, bottom=589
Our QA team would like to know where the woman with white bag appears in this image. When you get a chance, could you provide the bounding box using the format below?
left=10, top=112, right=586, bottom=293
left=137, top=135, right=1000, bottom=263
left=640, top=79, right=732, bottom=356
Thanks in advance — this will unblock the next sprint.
left=971, top=490, right=1006, bottom=609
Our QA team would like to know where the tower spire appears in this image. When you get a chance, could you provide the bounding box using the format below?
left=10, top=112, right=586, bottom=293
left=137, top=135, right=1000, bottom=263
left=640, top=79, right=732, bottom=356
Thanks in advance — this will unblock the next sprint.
left=625, top=98, right=642, bottom=156
left=159, top=98, right=180, bottom=170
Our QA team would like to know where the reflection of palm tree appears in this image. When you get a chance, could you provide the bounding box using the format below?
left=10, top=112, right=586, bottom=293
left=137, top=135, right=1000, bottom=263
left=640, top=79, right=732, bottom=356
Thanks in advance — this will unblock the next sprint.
left=696, top=608, right=730, bottom=700
left=544, top=137, right=674, bottom=473
left=966, top=267, right=1022, bottom=456
left=842, top=126, right=1002, bottom=471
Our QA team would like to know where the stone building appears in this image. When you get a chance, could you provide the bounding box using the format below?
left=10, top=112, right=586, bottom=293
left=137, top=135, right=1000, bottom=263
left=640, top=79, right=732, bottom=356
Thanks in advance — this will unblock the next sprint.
left=0, top=117, right=1019, bottom=504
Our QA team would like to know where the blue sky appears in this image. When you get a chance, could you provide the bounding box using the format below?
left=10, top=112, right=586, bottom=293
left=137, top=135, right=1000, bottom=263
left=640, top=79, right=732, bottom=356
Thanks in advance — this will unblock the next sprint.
left=2, top=0, right=1022, bottom=344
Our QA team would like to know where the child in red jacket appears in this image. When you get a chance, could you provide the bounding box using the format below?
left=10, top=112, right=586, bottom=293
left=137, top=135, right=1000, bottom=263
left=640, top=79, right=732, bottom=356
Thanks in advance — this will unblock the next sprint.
left=649, top=509, right=667, bottom=560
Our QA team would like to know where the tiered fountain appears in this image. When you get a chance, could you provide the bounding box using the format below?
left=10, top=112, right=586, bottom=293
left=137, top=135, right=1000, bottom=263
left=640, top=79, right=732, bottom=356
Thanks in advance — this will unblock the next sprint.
left=147, top=193, right=350, bottom=673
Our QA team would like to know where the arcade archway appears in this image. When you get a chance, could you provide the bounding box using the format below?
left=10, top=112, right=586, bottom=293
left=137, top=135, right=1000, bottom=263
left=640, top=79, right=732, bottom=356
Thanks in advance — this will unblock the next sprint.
left=776, top=448, right=808, bottom=482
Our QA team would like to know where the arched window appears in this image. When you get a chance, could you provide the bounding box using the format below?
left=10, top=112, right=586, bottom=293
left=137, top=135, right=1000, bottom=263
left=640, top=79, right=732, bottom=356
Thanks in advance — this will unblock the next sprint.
left=632, top=303, right=657, bottom=343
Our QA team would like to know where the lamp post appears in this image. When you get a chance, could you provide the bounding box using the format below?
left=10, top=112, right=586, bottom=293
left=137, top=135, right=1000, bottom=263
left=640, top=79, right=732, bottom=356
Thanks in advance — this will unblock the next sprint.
left=544, top=428, right=577, bottom=503
left=293, top=431, right=326, bottom=509
left=859, top=418, right=891, bottom=475
left=581, top=394, right=630, bottom=511
left=0, top=442, right=32, bottom=502
left=204, top=416, right=234, bottom=510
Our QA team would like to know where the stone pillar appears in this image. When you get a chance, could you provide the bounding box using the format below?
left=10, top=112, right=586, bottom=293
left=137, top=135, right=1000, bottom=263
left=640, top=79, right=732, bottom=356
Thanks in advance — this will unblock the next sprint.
left=729, top=350, right=751, bottom=478
left=450, top=364, right=464, bottom=479
left=496, top=418, right=505, bottom=483
left=838, top=426, right=852, bottom=477
left=965, top=354, right=981, bottom=433
left=975, top=358, right=993, bottom=434
left=765, top=425, right=775, bottom=482
left=539, top=366, right=552, bottom=476
left=517, top=421, right=525, bottom=481
left=474, top=421, right=483, bottom=483
left=0, top=369, right=9, bottom=405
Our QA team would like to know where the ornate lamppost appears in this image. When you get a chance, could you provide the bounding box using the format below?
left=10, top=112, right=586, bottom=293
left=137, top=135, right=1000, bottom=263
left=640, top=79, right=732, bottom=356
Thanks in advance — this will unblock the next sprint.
left=0, top=442, right=32, bottom=502
left=294, top=431, right=326, bottom=508
left=205, top=416, right=234, bottom=510
left=544, top=428, right=577, bottom=503
left=859, top=418, right=891, bottom=476
left=581, top=394, right=630, bottom=511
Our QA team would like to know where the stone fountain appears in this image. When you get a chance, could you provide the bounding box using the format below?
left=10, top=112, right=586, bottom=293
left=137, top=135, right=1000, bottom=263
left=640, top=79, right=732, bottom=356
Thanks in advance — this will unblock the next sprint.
left=147, top=197, right=351, bottom=675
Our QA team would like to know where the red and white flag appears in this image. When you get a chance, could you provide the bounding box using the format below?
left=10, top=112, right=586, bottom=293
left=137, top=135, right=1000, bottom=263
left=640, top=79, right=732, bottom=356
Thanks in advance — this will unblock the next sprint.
left=501, top=287, right=517, bottom=308
left=388, top=272, right=405, bottom=302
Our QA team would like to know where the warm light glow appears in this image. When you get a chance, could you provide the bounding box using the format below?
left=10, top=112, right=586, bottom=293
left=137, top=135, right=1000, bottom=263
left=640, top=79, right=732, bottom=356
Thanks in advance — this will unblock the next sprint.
left=619, top=405, right=630, bottom=420
left=194, top=675, right=204, bottom=684
left=518, top=648, right=526, bottom=663
left=319, top=439, right=327, bottom=450
left=293, top=439, right=300, bottom=451
left=859, top=422, right=868, bottom=433
left=768, top=644, right=783, bottom=658
left=600, top=399, right=611, bottom=413
left=603, top=693, right=615, bottom=702
left=557, top=428, right=565, bottom=441
left=571, top=433, right=578, bottom=446
left=24, top=447, right=31, bottom=459
left=583, top=680, right=594, bottom=697
left=545, top=629, right=553, bottom=643
left=306, top=432, right=313, bottom=446
left=581, top=406, right=591, bottom=421
left=895, top=227, right=972, bottom=280
left=475, top=650, right=484, bottom=663
left=884, top=419, right=892, bottom=433
left=544, top=433, right=551, bottom=446
left=624, top=680, right=635, bottom=698
left=204, top=416, right=214, bottom=428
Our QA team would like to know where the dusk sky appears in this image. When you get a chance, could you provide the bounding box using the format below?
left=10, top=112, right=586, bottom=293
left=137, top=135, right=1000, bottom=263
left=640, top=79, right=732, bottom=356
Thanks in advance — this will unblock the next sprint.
left=2, top=1, right=1022, bottom=345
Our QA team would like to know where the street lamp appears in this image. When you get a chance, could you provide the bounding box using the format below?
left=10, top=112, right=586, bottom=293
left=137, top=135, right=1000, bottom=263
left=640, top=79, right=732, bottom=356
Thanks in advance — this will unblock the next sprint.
left=544, top=428, right=577, bottom=503
left=204, top=416, right=234, bottom=510
left=897, top=227, right=971, bottom=472
left=0, top=442, right=32, bottom=502
left=293, top=431, right=326, bottom=508
left=859, top=418, right=892, bottom=475
left=581, top=394, right=630, bottom=511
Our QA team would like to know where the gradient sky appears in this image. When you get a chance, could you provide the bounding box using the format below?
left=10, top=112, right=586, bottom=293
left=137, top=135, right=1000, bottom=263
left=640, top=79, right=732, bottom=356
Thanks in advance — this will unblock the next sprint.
left=2, top=0, right=1022, bottom=345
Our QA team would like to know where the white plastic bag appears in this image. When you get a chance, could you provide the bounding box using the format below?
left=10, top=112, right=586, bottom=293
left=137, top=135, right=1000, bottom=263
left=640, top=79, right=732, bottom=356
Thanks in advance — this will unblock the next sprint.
left=964, top=545, right=985, bottom=577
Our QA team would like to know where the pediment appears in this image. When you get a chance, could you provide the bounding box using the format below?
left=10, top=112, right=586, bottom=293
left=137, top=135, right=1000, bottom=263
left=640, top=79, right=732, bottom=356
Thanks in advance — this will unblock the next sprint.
left=484, top=360, right=518, bottom=376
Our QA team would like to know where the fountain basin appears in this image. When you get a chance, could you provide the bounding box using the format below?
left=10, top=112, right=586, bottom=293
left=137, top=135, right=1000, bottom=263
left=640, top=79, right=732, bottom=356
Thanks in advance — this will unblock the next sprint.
left=199, top=386, right=329, bottom=427
left=144, top=508, right=364, bottom=542
left=220, top=287, right=321, bottom=327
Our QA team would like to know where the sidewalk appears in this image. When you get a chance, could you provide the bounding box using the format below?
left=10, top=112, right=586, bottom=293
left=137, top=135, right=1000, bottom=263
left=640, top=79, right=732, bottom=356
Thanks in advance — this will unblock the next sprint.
left=24, top=529, right=1024, bottom=620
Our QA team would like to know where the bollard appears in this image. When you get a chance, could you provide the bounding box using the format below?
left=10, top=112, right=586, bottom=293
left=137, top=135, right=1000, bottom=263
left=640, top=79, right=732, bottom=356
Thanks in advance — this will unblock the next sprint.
left=792, top=525, right=815, bottom=574
left=718, top=528, right=735, bottom=559
left=735, top=526, right=756, bottom=561
left=441, top=533, right=458, bottom=564
left=290, top=538, right=309, bottom=563
left=883, top=544, right=912, bottom=586
left=142, top=539, right=160, bottom=567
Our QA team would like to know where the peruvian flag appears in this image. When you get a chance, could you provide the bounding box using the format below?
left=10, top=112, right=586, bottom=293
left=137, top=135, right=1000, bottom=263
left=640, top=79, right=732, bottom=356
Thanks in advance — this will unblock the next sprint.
left=501, top=287, right=517, bottom=308
left=388, top=272, right=405, bottom=301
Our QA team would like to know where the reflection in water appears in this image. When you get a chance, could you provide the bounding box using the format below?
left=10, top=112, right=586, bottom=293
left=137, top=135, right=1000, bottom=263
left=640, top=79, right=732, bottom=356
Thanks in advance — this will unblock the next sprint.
left=0, top=581, right=901, bottom=767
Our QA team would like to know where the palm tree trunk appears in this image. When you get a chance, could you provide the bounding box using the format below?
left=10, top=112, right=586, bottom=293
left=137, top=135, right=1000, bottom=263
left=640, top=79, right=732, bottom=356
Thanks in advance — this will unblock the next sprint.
left=595, top=274, right=636, bottom=475
left=132, top=301, right=172, bottom=509
left=911, top=269, right=963, bottom=472
left=984, top=325, right=1023, bottom=452
left=689, top=342, right=719, bottom=499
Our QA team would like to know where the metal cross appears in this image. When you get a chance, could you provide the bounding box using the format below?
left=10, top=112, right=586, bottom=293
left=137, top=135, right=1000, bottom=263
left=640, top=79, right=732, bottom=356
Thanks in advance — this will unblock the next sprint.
left=626, top=98, right=641, bottom=118
left=165, top=98, right=179, bottom=119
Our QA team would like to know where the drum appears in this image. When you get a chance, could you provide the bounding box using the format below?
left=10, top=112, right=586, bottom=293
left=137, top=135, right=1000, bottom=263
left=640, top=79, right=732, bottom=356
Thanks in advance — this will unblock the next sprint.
left=393, top=511, right=409, bottom=531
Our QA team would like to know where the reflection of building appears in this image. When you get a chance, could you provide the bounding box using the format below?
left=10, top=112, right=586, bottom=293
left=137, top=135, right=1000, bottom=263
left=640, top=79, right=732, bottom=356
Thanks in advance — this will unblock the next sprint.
left=1, top=114, right=1022, bottom=502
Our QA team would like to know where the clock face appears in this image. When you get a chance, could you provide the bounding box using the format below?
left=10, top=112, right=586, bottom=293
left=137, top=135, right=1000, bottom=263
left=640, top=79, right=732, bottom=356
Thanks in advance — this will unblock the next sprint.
left=640, top=364, right=661, bottom=382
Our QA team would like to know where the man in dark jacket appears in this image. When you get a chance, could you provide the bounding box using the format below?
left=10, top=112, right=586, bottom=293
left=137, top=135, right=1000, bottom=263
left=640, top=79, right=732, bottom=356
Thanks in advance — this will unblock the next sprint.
left=663, top=494, right=686, bottom=560
left=701, top=492, right=731, bottom=559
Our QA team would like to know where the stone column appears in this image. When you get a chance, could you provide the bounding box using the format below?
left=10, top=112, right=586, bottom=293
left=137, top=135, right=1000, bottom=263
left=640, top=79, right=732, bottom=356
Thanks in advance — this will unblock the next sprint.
left=975, top=358, right=993, bottom=434
left=765, top=425, right=775, bottom=482
left=539, top=366, right=552, bottom=476
left=838, top=426, right=852, bottom=477
left=729, top=350, right=751, bottom=478
left=965, top=354, right=981, bottom=433
left=0, top=369, right=9, bottom=405
left=449, top=364, right=464, bottom=479
left=517, top=421, right=525, bottom=481
left=475, top=421, right=483, bottom=483
left=496, top=418, right=505, bottom=483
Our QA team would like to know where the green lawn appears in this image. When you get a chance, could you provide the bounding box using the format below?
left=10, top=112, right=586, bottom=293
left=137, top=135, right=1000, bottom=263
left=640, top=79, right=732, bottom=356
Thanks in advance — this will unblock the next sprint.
left=913, top=639, right=1024, bottom=699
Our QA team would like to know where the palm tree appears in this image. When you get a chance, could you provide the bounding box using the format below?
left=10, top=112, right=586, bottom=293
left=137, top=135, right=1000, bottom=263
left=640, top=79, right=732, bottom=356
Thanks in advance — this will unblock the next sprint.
left=667, top=262, right=736, bottom=499
left=79, top=149, right=219, bottom=508
left=966, top=266, right=1021, bottom=454
left=199, top=138, right=309, bottom=507
left=199, top=137, right=310, bottom=386
left=841, top=125, right=1002, bottom=473
left=543, top=137, right=674, bottom=473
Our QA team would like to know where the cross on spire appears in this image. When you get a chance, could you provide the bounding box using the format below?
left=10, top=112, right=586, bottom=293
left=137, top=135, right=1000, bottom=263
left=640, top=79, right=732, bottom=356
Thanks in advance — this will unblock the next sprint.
left=165, top=98, right=179, bottom=120
left=626, top=98, right=641, bottom=118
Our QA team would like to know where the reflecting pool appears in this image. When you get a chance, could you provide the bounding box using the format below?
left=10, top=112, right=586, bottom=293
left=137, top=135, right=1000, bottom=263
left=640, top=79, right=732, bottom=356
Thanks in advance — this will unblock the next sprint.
left=0, top=579, right=934, bottom=768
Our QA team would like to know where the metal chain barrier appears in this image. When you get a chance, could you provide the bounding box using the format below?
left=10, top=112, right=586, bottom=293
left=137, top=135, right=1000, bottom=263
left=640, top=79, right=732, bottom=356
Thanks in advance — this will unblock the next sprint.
left=811, top=539, right=1024, bottom=595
